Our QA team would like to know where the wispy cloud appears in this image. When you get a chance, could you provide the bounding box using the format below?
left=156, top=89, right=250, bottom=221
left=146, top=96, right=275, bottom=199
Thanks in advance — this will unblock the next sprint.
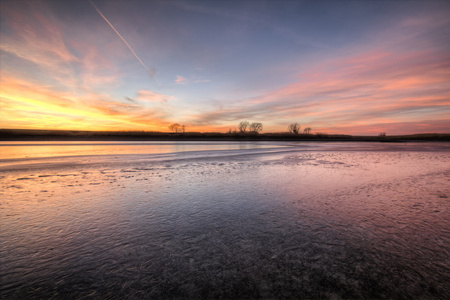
left=190, top=14, right=450, bottom=134
left=0, top=2, right=78, bottom=88
left=0, top=1, right=123, bottom=93
left=136, top=90, right=175, bottom=103
left=175, top=75, right=210, bottom=85
left=0, top=75, right=171, bottom=131
left=80, top=47, right=120, bottom=87
left=1, top=1, right=448, bottom=135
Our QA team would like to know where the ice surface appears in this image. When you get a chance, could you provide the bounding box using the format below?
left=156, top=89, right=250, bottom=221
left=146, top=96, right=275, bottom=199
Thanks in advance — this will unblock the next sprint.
left=0, top=141, right=449, bottom=298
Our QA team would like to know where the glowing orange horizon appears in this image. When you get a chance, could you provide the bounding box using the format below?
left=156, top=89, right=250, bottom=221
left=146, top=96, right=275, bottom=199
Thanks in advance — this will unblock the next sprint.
left=1, top=1, right=449, bottom=136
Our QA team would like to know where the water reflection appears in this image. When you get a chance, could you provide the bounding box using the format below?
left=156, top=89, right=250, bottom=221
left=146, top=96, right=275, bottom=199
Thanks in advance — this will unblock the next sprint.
left=0, top=143, right=449, bottom=299
left=0, top=141, right=291, bottom=160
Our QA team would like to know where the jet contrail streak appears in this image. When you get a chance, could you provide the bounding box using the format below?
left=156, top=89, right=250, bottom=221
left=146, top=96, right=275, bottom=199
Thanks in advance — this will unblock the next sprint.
left=89, top=0, right=161, bottom=85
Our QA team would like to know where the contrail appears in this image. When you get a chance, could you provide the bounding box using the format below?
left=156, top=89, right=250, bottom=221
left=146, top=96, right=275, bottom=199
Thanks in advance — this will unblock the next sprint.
left=89, top=0, right=161, bottom=85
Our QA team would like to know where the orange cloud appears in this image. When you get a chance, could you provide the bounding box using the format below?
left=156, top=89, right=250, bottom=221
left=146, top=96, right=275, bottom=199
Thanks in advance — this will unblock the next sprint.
left=0, top=75, right=172, bottom=131
left=1, top=2, right=448, bottom=135
left=237, top=42, right=448, bottom=132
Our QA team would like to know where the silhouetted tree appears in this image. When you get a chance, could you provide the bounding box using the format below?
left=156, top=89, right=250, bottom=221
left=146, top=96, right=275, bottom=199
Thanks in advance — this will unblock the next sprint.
left=288, top=123, right=300, bottom=134
left=181, top=125, right=186, bottom=133
left=303, top=127, right=311, bottom=134
left=238, top=121, right=250, bottom=133
left=169, top=123, right=182, bottom=133
left=249, top=122, right=263, bottom=134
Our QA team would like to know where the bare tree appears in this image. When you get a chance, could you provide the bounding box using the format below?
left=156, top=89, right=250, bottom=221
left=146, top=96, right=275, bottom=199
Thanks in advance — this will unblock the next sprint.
left=303, top=127, right=311, bottom=134
left=228, top=128, right=237, bottom=134
left=249, top=122, right=263, bottom=134
left=238, top=121, right=250, bottom=133
left=169, top=123, right=181, bottom=133
left=181, top=125, right=186, bottom=133
left=288, top=123, right=300, bottom=134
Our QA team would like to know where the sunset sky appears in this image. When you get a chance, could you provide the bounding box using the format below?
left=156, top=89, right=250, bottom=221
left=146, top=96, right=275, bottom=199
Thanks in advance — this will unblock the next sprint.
left=1, top=0, right=449, bottom=135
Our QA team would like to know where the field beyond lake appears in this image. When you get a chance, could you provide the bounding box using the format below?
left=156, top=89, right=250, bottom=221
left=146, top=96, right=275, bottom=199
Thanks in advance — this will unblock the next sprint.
left=1, top=141, right=449, bottom=299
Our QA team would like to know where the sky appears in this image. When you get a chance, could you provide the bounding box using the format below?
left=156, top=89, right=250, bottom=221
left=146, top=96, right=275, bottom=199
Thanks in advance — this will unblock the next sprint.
left=1, top=0, right=449, bottom=135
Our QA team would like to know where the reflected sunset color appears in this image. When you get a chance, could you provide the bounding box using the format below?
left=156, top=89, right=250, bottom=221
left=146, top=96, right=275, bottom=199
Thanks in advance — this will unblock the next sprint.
left=1, top=142, right=449, bottom=298
left=1, top=0, right=449, bottom=135
left=1, top=1, right=450, bottom=297
left=0, top=141, right=289, bottom=160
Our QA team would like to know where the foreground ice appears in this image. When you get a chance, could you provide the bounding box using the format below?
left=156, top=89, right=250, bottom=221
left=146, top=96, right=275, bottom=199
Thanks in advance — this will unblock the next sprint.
left=0, top=142, right=449, bottom=299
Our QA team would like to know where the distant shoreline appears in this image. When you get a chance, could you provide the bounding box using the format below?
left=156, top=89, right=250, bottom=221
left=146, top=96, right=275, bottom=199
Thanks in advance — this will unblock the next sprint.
left=1, top=129, right=449, bottom=142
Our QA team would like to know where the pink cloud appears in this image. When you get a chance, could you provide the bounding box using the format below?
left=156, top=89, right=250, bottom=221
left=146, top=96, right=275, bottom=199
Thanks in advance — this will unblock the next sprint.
left=0, top=2, right=78, bottom=71
left=236, top=22, right=450, bottom=133
left=79, top=47, right=120, bottom=88
left=192, top=26, right=449, bottom=134
left=136, top=90, right=175, bottom=103
left=0, top=1, right=124, bottom=93
left=175, top=75, right=188, bottom=85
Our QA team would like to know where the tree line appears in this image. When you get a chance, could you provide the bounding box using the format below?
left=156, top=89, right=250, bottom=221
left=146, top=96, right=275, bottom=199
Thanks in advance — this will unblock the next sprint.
left=238, top=121, right=263, bottom=134
left=288, top=123, right=311, bottom=135
left=232, top=121, right=311, bottom=135
left=169, top=121, right=311, bottom=135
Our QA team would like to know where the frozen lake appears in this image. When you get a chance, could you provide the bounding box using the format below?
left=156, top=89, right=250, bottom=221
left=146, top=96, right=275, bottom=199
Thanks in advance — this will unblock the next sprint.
left=1, top=141, right=449, bottom=299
